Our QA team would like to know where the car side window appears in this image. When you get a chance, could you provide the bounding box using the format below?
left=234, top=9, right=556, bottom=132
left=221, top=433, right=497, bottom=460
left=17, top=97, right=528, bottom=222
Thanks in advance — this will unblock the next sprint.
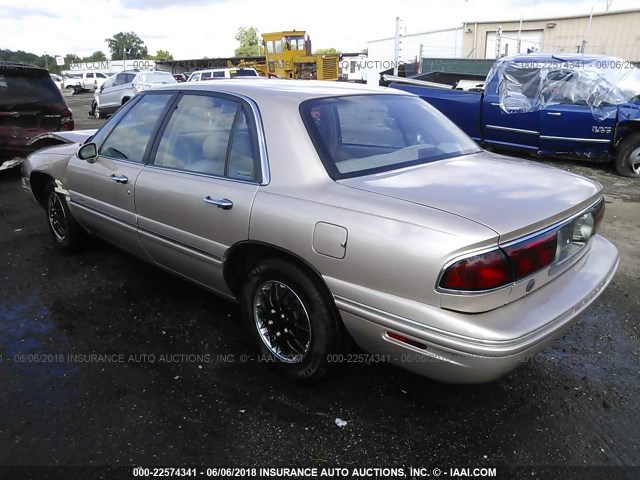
left=153, top=94, right=259, bottom=181
left=87, top=73, right=94, bottom=78
left=114, top=73, right=126, bottom=86
left=99, top=94, right=173, bottom=162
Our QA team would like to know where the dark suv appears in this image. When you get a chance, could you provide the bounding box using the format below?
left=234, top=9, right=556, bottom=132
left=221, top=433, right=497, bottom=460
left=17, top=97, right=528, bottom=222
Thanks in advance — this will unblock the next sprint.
left=0, top=62, right=74, bottom=170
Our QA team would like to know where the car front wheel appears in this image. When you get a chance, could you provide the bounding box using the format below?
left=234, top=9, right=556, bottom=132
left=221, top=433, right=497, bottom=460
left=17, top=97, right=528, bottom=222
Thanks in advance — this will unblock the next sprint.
left=44, top=181, right=81, bottom=251
left=615, top=133, right=640, bottom=178
left=240, top=258, right=342, bottom=382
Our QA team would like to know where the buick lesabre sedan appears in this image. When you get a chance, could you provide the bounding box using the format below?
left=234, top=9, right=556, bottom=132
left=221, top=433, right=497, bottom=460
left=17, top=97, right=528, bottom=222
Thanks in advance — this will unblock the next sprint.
left=22, top=80, right=619, bottom=383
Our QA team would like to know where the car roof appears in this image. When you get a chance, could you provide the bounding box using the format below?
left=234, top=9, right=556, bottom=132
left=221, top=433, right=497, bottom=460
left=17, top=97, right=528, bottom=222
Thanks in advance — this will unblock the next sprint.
left=151, top=78, right=409, bottom=102
left=0, top=61, right=47, bottom=73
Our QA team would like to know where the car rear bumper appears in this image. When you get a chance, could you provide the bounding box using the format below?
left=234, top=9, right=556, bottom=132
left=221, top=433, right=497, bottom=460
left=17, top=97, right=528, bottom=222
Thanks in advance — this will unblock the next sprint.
left=333, top=235, right=619, bottom=383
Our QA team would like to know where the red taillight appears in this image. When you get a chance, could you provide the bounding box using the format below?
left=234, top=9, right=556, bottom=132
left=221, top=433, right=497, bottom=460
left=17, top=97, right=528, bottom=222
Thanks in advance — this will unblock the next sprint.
left=439, top=250, right=512, bottom=291
left=503, top=231, right=557, bottom=280
left=61, top=109, right=74, bottom=131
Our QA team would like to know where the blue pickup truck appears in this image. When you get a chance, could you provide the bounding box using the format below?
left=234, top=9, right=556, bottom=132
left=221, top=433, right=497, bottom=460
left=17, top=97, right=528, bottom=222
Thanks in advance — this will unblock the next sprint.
left=391, top=54, right=640, bottom=177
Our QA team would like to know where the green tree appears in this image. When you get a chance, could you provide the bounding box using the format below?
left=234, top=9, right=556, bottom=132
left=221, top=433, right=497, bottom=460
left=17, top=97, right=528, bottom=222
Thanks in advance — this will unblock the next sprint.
left=82, top=51, right=107, bottom=62
left=314, top=48, right=341, bottom=55
left=105, top=32, right=148, bottom=60
left=150, top=49, right=174, bottom=61
left=234, top=27, right=261, bottom=57
left=64, top=53, right=82, bottom=66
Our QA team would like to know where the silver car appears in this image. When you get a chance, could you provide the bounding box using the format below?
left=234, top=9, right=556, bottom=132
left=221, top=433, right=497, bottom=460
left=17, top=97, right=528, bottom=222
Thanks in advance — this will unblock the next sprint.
left=22, top=80, right=619, bottom=383
left=91, top=70, right=176, bottom=119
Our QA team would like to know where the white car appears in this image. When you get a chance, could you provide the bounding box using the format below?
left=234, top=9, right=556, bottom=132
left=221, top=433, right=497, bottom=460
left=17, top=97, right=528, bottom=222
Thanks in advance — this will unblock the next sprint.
left=49, top=73, right=64, bottom=90
left=63, top=71, right=109, bottom=93
left=90, top=70, right=176, bottom=119
left=187, top=67, right=259, bottom=82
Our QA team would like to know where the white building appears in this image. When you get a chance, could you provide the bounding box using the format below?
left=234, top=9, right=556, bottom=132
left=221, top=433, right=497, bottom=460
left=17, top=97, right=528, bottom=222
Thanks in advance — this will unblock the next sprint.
left=366, top=26, right=464, bottom=85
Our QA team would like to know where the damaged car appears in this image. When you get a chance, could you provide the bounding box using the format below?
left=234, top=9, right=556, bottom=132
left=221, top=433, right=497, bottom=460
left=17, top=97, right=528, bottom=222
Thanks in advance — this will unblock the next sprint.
left=22, top=80, right=619, bottom=383
left=0, top=61, right=74, bottom=171
left=391, top=54, right=640, bottom=177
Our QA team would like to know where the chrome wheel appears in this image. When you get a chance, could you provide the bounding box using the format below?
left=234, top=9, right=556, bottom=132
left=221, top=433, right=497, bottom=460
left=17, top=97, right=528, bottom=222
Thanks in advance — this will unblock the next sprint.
left=253, top=280, right=312, bottom=363
left=630, top=146, right=640, bottom=176
left=47, top=192, right=67, bottom=242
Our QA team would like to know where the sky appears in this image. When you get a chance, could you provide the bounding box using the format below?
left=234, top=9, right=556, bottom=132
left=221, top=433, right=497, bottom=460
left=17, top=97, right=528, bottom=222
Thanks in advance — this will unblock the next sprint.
left=1, top=0, right=638, bottom=60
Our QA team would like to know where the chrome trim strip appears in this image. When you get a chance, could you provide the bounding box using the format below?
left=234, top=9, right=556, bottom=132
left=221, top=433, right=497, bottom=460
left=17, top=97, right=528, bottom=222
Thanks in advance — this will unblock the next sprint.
left=70, top=201, right=137, bottom=233
left=137, top=227, right=223, bottom=266
left=486, top=124, right=539, bottom=135
left=539, top=135, right=610, bottom=144
left=71, top=200, right=223, bottom=266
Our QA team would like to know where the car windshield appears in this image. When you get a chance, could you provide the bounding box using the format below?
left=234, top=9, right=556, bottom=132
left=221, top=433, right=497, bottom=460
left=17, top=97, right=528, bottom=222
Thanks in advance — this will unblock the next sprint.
left=301, top=94, right=481, bottom=179
left=138, top=72, right=177, bottom=84
left=0, top=71, right=62, bottom=107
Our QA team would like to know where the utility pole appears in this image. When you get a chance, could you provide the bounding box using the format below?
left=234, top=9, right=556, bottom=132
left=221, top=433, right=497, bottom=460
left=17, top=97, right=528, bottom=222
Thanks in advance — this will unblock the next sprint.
left=583, top=7, right=594, bottom=54
left=517, top=17, right=523, bottom=54
left=393, top=17, right=402, bottom=76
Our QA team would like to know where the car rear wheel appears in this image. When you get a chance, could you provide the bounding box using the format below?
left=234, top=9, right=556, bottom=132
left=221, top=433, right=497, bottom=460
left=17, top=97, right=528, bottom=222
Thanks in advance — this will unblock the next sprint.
left=240, top=258, right=342, bottom=382
left=615, top=133, right=640, bottom=178
left=44, top=181, right=81, bottom=251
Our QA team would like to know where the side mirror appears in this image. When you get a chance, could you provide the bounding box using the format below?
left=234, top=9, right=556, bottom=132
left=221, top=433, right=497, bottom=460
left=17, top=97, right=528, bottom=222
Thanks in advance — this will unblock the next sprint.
left=78, top=143, right=98, bottom=164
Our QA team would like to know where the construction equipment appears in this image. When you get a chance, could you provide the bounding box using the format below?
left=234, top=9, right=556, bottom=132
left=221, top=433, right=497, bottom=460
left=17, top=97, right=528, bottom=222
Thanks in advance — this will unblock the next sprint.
left=260, top=30, right=339, bottom=80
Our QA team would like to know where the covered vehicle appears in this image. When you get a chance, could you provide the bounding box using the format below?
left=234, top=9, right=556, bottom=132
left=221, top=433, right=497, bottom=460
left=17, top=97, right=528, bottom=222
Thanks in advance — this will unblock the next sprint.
left=0, top=62, right=74, bottom=170
left=22, top=80, right=618, bottom=383
left=391, top=54, right=640, bottom=177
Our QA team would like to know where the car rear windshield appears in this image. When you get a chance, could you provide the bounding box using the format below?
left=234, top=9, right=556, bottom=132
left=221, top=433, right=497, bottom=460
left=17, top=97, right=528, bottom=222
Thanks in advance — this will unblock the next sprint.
left=301, top=94, right=481, bottom=179
left=0, top=70, right=63, bottom=107
left=138, top=72, right=177, bottom=84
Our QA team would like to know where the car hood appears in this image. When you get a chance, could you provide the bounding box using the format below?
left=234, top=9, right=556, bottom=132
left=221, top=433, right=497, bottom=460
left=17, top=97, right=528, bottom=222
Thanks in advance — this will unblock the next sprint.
left=337, top=151, right=602, bottom=242
left=27, top=129, right=97, bottom=147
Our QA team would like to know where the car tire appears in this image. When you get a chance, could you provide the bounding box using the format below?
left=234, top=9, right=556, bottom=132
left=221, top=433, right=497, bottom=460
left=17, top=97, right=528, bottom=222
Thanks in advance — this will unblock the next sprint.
left=615, top=133, right=640, bottom=178
left=44, top=181, right=82, bottom=251
left=240, top=258, right=342, bottom=382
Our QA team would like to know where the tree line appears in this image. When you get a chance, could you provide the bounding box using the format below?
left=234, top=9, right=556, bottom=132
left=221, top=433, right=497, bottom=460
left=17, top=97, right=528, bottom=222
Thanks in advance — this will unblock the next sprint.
left=0, top=32, right=173, bottom=74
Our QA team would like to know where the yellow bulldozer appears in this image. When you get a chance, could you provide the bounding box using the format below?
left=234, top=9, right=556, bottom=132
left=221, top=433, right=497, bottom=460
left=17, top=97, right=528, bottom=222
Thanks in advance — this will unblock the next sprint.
left=257, top=30, right=339, bottom=81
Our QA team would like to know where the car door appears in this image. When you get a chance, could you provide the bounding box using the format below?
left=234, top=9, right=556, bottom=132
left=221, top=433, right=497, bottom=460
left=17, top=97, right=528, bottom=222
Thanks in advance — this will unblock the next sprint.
left=134, top=92, right=263, bottom=295
left=99, top=73, right=125, bottom=109
left=538, top=70, right=616, bottom=157
left=85, top=72, right=95, bottom=90
left=66, top=93, right=175, bottom=256
left=482, top=65, right=541, bottom=151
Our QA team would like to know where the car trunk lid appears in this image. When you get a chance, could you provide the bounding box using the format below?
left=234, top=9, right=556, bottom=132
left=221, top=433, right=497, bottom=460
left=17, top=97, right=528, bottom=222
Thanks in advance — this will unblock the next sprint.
left=337, top=151, right=602, bottom=242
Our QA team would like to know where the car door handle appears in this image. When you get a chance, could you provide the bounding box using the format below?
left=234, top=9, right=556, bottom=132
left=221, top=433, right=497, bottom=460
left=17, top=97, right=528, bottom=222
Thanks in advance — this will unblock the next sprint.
left=204, top=196, right=233, bottom=210
left=546, top=112, right=562, bottom=116
left=110, top=174, right=129, bottom=184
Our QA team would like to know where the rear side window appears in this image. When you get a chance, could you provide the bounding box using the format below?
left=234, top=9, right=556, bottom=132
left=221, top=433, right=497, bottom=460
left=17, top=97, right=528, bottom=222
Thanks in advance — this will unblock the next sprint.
left=153, top=94, right=259, bottom=181
left=0, top=70, right=62, bottom=106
